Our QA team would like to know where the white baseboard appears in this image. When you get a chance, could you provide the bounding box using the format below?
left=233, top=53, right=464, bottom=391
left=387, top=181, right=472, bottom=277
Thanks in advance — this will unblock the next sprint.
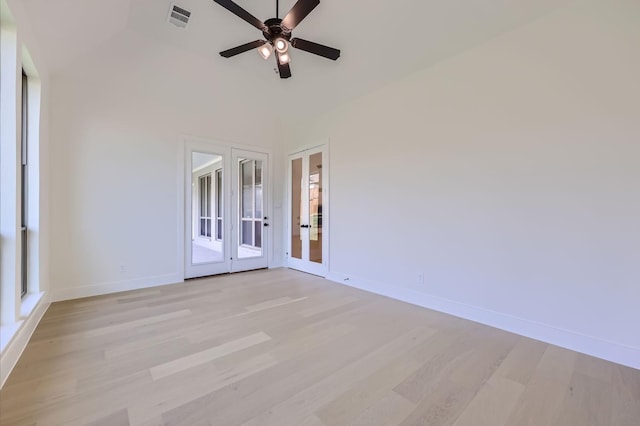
left=269, top=261, right=285, bottom=269
left=326, top=271, right=640, bottom=370
left=0, top=295, right=50, bottom=388
left=51, top=273, right=184, bottom=302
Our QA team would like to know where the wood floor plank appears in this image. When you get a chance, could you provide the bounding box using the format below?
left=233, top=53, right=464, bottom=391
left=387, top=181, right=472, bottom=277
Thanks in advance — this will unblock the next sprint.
left=398, top=378, right=476, bottom=426
left=392, top=325, right=480, bottom=404
left=554, top=371, right=612, bottom=426
left=299, top=414, right=326, bottom=426
left=315, top=328, right=438, bottom=425
left=229, top=331, right=409, bottom=424
left=299, top=295, right=360, bottom=317
left=160, top=315, right=378, bottom=424
left=7, top=370, right=152, bottom=426
left=348, top=391, right=416, bottom=426
left=86, top=408, right=130, bottom=426
left=149, top=331, right=272, bottom=380
left=491, top=336, right=547, bottom=385
left=574, top=352, right=615, bottom=383
left=452, top=376, right=524, bottom=426
left=609, top=364, right=640, bottom=426
left=244, top=296, right=307, bottom=312
left=448, top=328, right=519, bottom=391
left=82, top=309, right=192, bottom=338
left=130, top=353, right=278, bottom=425
left=504, top=345, right=577, bottom=425
left=0, top=268, right=637, bottom=426
left=243, top=325, right=437, bottom=426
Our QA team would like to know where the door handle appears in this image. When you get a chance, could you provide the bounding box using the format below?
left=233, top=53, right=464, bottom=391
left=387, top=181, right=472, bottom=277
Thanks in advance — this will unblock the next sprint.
left=300, top=224, right=309, bottom=228
left=264, top=223, right=269, bottom=227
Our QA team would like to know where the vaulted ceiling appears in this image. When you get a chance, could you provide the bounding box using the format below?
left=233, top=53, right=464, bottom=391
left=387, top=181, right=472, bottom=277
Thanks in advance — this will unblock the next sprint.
left=21, top=0, right=574, bottom=119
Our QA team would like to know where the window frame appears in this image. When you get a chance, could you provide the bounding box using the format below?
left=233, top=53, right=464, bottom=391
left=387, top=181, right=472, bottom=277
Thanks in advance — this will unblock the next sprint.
left=20, top=68, right=28, bottom=298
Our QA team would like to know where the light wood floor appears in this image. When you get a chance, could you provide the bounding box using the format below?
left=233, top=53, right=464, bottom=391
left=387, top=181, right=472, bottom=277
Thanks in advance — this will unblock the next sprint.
left=1, top=269, right=638, bottom=425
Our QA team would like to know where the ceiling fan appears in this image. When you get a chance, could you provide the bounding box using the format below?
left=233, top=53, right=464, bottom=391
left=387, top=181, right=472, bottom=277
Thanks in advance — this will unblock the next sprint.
left=213, top=0, right=340, bottom=79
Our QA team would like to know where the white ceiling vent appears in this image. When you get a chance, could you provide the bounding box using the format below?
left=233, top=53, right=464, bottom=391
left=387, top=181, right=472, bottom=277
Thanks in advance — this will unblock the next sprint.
left=168, top=4, right=191, bottom=28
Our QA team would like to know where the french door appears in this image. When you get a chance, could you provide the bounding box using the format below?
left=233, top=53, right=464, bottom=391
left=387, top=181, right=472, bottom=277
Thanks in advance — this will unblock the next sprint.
left=288, top=146, right=328, bottom=276
left=185, top=144, right=229, bottom=278
left=231, top=149, right=269, bottom=273
left=184, top=143, right=269, bottom=279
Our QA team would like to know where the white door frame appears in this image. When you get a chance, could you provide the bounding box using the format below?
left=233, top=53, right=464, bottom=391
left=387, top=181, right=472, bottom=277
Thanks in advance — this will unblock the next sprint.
left=180, top=137, right=272, bottom=279
left=287, top=144, right=329, bottom=277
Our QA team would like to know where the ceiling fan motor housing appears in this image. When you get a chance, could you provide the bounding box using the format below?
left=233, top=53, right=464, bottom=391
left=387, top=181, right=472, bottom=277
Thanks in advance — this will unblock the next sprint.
left=262, top=18, right=292, bottom=44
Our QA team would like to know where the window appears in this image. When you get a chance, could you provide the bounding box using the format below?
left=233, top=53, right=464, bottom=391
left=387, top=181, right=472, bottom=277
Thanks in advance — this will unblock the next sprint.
left=20, top=69, right=28, bottom=298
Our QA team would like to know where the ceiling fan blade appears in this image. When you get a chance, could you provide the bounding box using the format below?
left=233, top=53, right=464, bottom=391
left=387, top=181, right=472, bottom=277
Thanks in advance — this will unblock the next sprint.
left=212, top=0, right=267, bottom=31
left=220, top=40, right=267, bottom=58
left=276, top=52, right=292, bottom=79
left=281, top=0, right=320, bottom=31
left=291, top=38, right=340, bottom=60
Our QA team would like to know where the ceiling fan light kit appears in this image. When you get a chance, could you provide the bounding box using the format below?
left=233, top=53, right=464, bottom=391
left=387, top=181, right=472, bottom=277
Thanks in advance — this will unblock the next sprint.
left=274, top=38, right=289, bottom=53
left=258, top=43, right=274, bottom=60
left=278, top=52, right=291, bottom=64
left=213, top=0, right=341, bottom=79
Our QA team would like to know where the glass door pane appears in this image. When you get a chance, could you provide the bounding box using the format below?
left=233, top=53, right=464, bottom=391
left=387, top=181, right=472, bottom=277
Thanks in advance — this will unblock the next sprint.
left=309, top=152, right=323, bottom=264
left=291, top=158, right=302, bottom=259
left=216, top=169, right=223, bottom=240
left=198, top=174, right=212, bottom=237
left=191, top=152, right=224, bottom=265
left=238, top=158, right=263, bottom=259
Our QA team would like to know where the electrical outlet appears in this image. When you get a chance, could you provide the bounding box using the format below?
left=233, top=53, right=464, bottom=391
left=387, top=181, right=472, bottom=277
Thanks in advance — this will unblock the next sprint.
left=417, top=272, right=424, bottom=285
left=120, top=264, right=127, bottom=273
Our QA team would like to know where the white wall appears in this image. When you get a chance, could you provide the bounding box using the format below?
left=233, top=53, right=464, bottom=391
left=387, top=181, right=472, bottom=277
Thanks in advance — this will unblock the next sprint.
left=285, top=0, right=640, bottom=368
left=49, top=29, right=285, bottom=301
